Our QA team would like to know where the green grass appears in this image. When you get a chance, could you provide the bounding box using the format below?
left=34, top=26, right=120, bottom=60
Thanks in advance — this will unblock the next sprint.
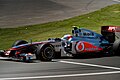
left=0, top=4, right=120, bottom=50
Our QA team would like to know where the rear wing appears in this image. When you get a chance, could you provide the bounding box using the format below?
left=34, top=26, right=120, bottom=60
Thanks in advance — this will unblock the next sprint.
left=101, top=26, right=120, bottom=43
left=101, top=26, right=120, bottom=32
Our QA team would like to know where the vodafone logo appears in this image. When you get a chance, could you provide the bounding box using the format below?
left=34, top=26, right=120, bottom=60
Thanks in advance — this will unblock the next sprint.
left=76, top=42, right=85, bottom=52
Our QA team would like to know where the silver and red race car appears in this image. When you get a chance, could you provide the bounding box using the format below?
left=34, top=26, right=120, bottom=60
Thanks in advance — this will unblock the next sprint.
left=0, top=26, right=120, bottom=62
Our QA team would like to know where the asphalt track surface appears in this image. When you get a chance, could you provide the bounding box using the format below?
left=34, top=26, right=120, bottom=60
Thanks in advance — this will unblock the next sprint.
left=0, top=0, right=118, bottom=28
left=1, top=56, right=120, bottom=80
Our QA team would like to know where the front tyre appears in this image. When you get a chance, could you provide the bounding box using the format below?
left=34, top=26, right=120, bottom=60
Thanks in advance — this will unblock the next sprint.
left=36, top=44, right=55, bottom=61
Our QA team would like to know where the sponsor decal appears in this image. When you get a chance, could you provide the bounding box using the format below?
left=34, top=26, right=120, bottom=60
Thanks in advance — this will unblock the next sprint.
left=76, top=42, right=85, bottom=52
left=108, top=26, right=120, bottom=32
left=76, top=41, right=102, bottom=52
left=108, top=27, right=115, bottom=32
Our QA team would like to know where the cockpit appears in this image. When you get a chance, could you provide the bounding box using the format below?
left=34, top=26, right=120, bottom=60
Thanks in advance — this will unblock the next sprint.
left=72, top=26, right=95, bottom=38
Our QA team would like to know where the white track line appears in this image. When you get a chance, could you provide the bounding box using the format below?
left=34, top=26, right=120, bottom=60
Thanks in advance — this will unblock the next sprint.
left=1, top=60, right=120, bottom=80
left=60, top=60, right=120, bottom=70
left=1, top=71, right=120, bottom=80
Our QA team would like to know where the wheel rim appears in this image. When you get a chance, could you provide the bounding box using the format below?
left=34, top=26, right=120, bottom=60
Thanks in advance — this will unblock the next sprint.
left=44, top=47, right=54, bottom=59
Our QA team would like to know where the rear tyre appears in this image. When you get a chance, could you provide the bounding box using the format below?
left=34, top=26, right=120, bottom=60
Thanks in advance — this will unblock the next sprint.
left=12, top=40, right=28, bottom=47
left=36, top=44, right=54, bottom=61
left=113, top=39, right=120, bottom=55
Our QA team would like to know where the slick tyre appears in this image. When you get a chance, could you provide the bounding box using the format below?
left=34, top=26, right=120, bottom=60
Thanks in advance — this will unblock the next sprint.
left=12, top=40, right=28, bottom=47
left=113, top=39, right=120, bottom=55
left=36, top=44, right=55, bottom=61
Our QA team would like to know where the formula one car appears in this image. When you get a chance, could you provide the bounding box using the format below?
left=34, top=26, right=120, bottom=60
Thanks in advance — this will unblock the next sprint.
left=62, top=26, right=120, bottom=57
left=0, top=26, right=120, bottom=62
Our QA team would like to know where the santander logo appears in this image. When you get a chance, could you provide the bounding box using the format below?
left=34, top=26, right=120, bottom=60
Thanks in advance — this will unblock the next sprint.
left=76, top=41, right=85, bottom=52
